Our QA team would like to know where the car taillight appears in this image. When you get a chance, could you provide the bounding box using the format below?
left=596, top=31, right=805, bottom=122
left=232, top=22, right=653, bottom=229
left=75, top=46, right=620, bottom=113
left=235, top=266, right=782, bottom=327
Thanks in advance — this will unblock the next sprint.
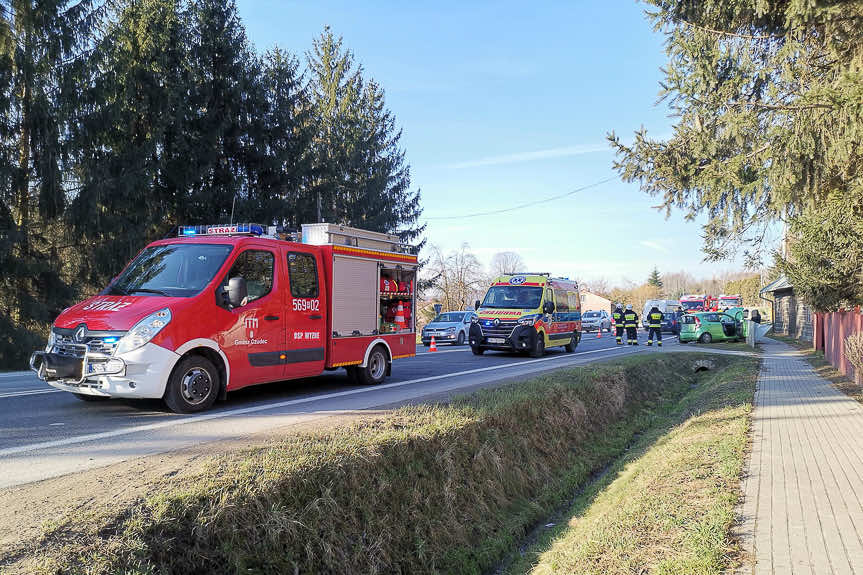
left=694, top=318, right=701, bottom=327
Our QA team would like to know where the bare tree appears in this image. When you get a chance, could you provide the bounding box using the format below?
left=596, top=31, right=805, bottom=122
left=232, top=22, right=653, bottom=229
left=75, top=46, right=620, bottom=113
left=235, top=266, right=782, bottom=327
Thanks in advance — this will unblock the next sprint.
left=424, top=243, right=487, bottom=311
left=489, top=251, right=525, bottom=277
left=583, top=277, right=611, bottom=297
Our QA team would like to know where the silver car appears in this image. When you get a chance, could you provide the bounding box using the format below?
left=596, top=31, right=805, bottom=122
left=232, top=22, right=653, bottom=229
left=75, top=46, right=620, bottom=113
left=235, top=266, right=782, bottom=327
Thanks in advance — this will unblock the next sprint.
left=581, top=310, right=611, bottom=332
left=421, top=311, right=477, bottom=346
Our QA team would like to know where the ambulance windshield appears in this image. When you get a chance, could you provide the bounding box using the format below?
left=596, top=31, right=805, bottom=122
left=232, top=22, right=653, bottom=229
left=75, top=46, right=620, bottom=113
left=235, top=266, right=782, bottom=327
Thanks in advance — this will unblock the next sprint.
left=104, top=243, right=234, bottom=298
left=481, top=286, right=543, bottom=309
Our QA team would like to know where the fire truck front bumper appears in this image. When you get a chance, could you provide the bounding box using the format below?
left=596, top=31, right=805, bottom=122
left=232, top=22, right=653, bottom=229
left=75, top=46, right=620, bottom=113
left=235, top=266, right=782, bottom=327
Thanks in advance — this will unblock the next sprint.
left=30, top=343, right=180, bottom=399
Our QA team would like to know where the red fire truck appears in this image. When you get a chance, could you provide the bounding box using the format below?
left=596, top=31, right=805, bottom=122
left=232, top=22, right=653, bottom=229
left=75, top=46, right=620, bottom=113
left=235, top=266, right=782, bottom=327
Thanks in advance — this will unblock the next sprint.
left=30, top=223, right=418, bottom=413
left=679, top=294, right=718, bottom=312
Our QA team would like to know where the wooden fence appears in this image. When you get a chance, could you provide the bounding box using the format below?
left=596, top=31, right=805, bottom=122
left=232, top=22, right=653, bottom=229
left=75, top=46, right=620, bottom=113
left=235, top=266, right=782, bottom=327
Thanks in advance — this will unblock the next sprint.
left=815, top=308, right=863, bottom=382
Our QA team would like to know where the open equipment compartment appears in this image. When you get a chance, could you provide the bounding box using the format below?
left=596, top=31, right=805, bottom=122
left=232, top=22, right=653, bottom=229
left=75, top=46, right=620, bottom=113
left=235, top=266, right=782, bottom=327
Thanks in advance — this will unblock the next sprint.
left=378, top=265, right=415, bottom=334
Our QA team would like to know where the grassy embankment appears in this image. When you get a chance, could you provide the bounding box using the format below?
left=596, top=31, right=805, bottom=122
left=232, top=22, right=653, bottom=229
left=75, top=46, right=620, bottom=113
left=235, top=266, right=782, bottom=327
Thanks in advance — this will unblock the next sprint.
left=504, top=354, right=758, bottom=574
left=22, top=353, right=753, bottom=575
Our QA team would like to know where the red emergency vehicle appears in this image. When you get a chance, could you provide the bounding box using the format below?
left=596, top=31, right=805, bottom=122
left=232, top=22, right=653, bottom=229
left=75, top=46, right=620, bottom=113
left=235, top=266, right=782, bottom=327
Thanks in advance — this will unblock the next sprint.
left=718, top=294, right=743, bottom=308
left=29, top=223, right=418, bottom=413
left=679, top=294, right=718, bottom=312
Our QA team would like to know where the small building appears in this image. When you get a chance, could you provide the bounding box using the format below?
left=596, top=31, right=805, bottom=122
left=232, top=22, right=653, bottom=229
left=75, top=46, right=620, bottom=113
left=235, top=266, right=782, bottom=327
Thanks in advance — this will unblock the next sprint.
left=580, top=291, right=612, bottom=314
left=760, top=275, right=814, bottom=343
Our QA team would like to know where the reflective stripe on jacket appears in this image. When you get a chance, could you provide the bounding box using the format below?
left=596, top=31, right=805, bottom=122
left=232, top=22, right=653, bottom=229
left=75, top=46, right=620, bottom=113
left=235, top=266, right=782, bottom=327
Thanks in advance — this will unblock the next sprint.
left=648, top=311, right=663, bottom=328
left=612, top=311, right=623, bottom=323
left=624, top=312, right=637, bottom=326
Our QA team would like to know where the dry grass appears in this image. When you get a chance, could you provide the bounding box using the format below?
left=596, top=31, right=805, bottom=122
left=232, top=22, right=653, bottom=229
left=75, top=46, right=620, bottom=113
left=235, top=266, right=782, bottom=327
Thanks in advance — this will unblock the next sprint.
left=20, top=354, right=741, bottom=575
left=504, top=358, right=759, bottom=575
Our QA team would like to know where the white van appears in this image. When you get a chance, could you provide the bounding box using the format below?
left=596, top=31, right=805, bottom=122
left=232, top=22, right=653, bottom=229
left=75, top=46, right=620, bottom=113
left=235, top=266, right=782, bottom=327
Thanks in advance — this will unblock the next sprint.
left=641, top=299, right=681, bottom=329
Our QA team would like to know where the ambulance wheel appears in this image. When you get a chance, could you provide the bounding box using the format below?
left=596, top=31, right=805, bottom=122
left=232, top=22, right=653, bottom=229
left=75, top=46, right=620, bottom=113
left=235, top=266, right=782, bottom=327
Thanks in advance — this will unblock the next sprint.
left=357, top=345, right=388, bottom=385
left=455, top=332, right=465, bottom=346
left=699, top=333, right=713, bottom=344
left=164, top=355, right=219, bottom=413
left=564, top=334, right=577, bottom=353
left=530, top=335, right=545, bottom=358
left=73, top=393, right=110, bottom=402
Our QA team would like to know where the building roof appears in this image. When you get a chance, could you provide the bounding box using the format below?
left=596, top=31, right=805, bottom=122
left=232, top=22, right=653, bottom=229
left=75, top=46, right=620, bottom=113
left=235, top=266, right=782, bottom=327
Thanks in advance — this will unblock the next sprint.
left=760, top=275, right=793, bottom=294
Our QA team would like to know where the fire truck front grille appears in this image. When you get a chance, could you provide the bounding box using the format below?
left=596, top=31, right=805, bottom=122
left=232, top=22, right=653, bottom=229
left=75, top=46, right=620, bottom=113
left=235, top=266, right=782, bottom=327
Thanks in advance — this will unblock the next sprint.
left=480, top=320, right=518, bottom=339
left=53, top=332, right=124, bottom=357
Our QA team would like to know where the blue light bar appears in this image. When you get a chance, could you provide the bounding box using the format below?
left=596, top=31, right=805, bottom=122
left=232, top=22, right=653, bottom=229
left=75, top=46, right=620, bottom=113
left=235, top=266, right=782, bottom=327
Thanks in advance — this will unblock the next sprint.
left=177, top=224, right=266, bottom=237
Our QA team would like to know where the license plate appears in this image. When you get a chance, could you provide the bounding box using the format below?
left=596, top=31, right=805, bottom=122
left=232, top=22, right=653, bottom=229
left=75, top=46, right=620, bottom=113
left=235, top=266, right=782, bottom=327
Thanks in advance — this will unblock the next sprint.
left=488, top=337, right=505, bottom=344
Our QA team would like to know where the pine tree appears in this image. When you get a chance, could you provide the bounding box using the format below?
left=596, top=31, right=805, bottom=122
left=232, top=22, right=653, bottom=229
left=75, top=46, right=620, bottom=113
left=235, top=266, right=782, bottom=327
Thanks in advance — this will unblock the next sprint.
left=246, top=47, right=313, bottom=228
left=69, top=0, right=192, bottom=288
left=609, top=2, right=863, bottom=273
left=0, top=0, right=103, bottom=366
left=307, top=27, right=423, bottom=245
left=647, top=267, right=663, bottom=289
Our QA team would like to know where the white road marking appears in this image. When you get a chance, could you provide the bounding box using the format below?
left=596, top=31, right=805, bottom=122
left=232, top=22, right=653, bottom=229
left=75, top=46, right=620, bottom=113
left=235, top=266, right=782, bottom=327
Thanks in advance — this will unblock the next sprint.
left=0, top=371, right=33, bottom=379
left=0, top=344, right=637, bottom=457
left=0, top=389, right=61, bottom=399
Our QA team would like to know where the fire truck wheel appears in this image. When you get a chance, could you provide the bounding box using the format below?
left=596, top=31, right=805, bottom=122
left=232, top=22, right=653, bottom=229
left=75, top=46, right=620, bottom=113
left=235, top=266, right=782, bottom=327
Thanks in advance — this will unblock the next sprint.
left=73, top=393, right=110, bottom=402
left=164, top=355, right=219, bottom=413
left=357, top=345, right=388, bottom=385
left=530, top=334, right=546, bottom=358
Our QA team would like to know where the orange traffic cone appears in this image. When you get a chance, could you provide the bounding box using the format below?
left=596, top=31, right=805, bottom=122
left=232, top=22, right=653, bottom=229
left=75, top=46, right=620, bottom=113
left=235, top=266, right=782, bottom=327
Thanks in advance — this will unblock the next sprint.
left=596, top=328, right=602, bottom=339
left=394, top=301, right=406, bottom=331
left=429, top=336, right=438, bottom=352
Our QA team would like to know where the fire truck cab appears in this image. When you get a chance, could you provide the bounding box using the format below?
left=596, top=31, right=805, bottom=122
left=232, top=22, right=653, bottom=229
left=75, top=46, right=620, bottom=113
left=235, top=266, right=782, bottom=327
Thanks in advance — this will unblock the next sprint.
left=679, top=294, right=718, bottom=313
left=29, top=223, right=418, bottom=413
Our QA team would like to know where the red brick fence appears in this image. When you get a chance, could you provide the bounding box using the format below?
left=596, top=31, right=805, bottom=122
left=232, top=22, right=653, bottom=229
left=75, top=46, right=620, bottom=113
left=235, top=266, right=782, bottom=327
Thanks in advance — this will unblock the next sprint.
left=815, top=309, right=863, bottom=382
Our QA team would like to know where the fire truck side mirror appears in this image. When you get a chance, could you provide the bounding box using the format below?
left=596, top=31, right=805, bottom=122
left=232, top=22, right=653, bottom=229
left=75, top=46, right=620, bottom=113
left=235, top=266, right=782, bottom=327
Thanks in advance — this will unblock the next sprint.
left=226, top=277, right=248, bottom=308
left=474, top=300, right=481, bottom=310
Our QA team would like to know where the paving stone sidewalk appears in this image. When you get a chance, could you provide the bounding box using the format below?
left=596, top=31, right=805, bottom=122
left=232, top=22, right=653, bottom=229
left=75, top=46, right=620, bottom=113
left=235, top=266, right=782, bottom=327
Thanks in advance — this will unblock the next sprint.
left=738, top=338, right=863, bottom=574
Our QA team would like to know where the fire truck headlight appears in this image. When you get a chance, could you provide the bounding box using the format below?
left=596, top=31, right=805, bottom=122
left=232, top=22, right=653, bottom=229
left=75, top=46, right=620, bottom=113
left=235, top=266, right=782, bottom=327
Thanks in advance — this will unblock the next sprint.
left=115, top=308, right=172, bottom=355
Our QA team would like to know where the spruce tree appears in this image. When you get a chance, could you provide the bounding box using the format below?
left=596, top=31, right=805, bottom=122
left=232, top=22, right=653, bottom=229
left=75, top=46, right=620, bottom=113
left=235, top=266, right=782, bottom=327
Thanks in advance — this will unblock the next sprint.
left=69, top=0, right=191, bottom=289
left=307, top=27, right=423, bottom=245
left=609, top=2, right=863, bottom=279
left=0, top=0, right=103, bottom=365
left=647, top=267, right=663, bottom=289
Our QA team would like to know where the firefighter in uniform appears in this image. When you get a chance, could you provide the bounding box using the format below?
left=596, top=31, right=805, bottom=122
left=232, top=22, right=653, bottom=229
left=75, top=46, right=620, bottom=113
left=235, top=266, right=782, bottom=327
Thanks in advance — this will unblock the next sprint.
left=646, top=306, right=663, bottom=347
left=624, top=304, right=639, bottom=345
left=612, top=304, right=625, bottom=345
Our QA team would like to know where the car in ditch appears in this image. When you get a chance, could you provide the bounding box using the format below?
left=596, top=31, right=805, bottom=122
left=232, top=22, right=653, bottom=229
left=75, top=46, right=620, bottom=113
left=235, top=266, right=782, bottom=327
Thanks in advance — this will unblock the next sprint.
left=678, top=308, right=747, bottom=344
left=421, top=311, right=476, bottom=346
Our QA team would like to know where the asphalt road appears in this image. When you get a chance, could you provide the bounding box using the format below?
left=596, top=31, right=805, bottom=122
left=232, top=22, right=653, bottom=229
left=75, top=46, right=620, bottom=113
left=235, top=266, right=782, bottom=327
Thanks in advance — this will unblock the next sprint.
left=0, top=330, right=683, bottom=489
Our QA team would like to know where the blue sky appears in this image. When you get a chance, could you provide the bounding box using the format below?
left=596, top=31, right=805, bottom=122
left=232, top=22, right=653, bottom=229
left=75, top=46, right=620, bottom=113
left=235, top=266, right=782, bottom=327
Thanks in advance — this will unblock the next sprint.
left=236, top=1, right=774, bottom=285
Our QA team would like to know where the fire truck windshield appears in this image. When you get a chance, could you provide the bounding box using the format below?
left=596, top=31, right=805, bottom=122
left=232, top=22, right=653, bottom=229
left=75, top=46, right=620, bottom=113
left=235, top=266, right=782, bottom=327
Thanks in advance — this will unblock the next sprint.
left=105, top=243, right=234, bottom=298
left=481, top=286, right=543, bottom=309
left=680, top=300, right=704, bottom=311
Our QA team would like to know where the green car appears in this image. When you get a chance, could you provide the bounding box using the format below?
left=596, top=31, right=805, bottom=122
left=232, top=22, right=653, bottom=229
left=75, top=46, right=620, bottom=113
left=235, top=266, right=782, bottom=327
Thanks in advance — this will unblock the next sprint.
left=678, top=308, right=748, bottom=344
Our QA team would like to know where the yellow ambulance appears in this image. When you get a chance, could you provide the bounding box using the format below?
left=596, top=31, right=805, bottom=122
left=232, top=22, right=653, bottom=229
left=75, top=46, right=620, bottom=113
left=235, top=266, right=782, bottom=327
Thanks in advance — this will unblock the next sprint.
left=468, top=274, right=582, bottom=357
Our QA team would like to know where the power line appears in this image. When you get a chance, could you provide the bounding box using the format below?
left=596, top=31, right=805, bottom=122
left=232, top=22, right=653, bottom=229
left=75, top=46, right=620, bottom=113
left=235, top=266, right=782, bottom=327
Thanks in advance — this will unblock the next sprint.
left=424, top=175, right=618, bottom=221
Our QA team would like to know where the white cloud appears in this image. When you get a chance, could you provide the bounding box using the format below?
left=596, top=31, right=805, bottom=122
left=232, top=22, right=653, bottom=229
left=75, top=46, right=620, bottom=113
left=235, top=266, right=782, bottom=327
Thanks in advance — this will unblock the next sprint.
left=446, top=143, right=610, bottom=169
left=639, top=240, right=671, bottom=254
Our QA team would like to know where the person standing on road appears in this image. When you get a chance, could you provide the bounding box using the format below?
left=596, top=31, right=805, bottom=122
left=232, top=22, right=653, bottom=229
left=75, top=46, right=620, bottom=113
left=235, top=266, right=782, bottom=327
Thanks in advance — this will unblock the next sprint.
left=612, top=304, right=625, bottom=345
left=624, top=304, right=639, bottom=345
left=646, top=306, right=663, bottom=347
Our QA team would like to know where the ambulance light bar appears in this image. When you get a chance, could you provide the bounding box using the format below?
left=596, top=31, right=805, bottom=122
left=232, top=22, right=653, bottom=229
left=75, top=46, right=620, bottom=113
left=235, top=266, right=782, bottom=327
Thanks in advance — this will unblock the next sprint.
left=178, top=224, right=268, bottom=237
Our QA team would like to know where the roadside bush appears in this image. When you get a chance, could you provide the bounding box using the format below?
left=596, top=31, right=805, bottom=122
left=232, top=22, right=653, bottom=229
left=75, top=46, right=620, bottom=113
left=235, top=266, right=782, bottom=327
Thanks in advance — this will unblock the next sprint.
left=844, top=332, right=863, bottom=385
